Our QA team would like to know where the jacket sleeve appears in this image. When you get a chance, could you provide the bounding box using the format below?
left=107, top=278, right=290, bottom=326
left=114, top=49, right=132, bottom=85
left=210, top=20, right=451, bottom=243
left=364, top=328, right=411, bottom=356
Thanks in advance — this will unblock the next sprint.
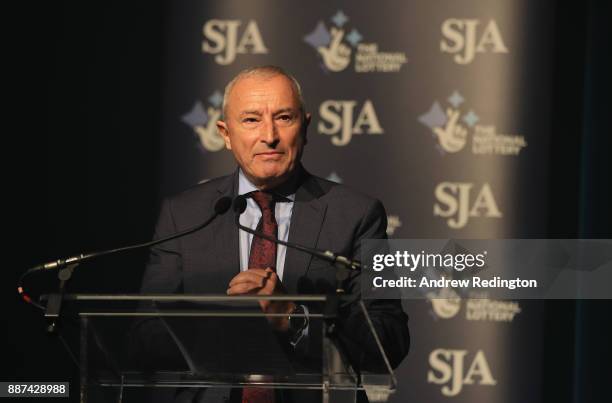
left=125, top=198, right=187, bottom=371
left=140, top=198, right=183, bottom=294
left=338, top=199, right=410, bottom=371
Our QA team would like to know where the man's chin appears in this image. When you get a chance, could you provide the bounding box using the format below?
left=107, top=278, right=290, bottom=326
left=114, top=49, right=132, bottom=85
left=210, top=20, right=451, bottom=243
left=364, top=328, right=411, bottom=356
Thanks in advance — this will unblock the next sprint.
left=250, top=169, right=294, bottom=189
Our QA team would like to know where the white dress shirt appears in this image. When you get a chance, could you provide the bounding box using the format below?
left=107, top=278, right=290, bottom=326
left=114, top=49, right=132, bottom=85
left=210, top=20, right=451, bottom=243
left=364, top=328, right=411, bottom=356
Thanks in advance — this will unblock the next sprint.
left=237, top=169, right=295, bottom=280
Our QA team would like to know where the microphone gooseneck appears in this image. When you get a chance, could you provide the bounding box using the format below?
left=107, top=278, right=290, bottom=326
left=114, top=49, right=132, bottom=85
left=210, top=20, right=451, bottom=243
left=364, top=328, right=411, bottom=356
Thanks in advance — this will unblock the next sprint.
left=18, top=196, right=233, bottom=306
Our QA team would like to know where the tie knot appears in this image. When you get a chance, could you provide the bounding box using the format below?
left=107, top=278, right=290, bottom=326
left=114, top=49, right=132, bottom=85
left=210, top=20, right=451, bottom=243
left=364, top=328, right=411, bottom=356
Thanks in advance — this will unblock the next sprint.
left=250, top=191, right=275, bottom=212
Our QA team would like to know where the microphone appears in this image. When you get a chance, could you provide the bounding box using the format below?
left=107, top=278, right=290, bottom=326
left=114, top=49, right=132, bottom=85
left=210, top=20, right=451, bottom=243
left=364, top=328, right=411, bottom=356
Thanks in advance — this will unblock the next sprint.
left=29, top=196, right=233, bottom=272
left=23, top=197, right=231, bottom=329
left=18, top=196, right=232, bottom=308
left=232, top=195, right=361, bottom=270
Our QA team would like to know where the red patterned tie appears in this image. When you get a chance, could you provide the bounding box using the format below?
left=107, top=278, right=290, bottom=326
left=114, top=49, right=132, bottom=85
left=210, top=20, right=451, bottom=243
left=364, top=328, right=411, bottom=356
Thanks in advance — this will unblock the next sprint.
left=243, top=191, right=277, bottom=403
left=248, top=191, right=278, bottom=270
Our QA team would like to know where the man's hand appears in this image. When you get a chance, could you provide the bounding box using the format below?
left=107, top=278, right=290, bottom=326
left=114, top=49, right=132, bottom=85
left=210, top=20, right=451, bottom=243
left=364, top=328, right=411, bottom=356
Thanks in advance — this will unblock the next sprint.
left=227, top=268, right=295, bottom=331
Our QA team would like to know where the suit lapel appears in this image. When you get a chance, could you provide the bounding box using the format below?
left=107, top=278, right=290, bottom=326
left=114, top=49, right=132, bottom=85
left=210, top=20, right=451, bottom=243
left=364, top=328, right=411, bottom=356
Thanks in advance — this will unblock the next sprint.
left=283, top=173, right=327, bottom=294
left=213, top=170, right=241, bottom=286
left=209, top=168, right=327, bottom=294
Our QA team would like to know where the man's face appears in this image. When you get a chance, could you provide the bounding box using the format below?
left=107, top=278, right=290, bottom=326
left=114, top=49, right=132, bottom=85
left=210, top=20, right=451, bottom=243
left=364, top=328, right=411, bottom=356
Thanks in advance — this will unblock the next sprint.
left=217, top=74, right=310, bottom=189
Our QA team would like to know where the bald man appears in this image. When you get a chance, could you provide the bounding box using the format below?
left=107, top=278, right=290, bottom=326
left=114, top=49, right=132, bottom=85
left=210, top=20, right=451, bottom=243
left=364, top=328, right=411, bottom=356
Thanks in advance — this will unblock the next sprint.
left=139, top=66, right=409, bottom=403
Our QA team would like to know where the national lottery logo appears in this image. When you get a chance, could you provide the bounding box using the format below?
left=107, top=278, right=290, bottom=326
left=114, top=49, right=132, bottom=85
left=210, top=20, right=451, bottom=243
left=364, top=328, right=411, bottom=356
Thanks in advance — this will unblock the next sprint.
left=181, top=91, right=225, bottom=152
left=386, top=215, right=402, bottom=237
left=303, top=10, right=407, bottom=73
left=418, top=90, right=527, bottom=156
left=427, top=287, right=462, bottom=319
left=426, top=288, right=521, bottom=323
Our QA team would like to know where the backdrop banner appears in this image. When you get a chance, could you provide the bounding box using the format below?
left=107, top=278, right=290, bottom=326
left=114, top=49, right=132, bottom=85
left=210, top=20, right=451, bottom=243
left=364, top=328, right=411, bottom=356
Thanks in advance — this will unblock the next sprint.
left=159, top=1, right=555, bottom=401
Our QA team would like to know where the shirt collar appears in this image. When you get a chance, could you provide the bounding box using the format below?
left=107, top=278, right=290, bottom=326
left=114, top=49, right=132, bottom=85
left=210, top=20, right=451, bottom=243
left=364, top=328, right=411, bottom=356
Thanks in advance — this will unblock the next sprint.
left=238, top=169, right=296, bottom=201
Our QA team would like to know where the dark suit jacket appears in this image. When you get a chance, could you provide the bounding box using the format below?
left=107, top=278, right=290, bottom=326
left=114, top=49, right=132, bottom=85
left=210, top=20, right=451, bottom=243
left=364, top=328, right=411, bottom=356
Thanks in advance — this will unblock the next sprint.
left=138, top=167, right=409, bottom=402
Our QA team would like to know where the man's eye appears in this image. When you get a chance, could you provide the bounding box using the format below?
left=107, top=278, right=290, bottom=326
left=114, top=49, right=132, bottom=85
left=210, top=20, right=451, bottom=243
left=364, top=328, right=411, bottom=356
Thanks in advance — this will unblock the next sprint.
left=243, top=117, right=258, bottom=123
left=278, top=115, right=292, bottom=121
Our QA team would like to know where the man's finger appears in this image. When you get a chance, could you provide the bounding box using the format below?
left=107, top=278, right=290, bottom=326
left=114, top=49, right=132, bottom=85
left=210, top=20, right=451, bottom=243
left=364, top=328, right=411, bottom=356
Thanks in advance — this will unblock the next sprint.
left=246, top=268, right=273, bottom=277
left=261, top=271, right=282, bottom=294
left=227, top=283, right=262, bottom=295
left=229, top=272, right=266, bottom=288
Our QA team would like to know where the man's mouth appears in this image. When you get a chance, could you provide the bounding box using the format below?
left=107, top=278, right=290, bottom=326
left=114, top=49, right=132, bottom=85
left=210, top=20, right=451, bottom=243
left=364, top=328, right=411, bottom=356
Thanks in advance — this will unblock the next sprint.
left=255, top=151, right=284, bottom=157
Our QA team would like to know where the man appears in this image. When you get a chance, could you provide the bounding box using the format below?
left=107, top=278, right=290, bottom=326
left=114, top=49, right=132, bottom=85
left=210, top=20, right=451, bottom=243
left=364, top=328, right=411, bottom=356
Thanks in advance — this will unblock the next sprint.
left=139, top=66, right=409, bottom=402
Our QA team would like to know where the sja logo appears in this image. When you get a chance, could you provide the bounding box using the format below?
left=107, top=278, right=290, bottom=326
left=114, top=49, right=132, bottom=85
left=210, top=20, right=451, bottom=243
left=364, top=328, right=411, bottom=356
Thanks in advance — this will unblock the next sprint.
left=428, top=349, right=497, bottom=397
left=181, top=91, right=225, bottom=152
left=303, top=10, right=407, bottom=73
left=317, top=99, right=384, bottom=146
left=201, top=19, right=268, bottom=65
left=441, top=19, right=508, bottom=65
left=433, top=182, right=502, bottom=229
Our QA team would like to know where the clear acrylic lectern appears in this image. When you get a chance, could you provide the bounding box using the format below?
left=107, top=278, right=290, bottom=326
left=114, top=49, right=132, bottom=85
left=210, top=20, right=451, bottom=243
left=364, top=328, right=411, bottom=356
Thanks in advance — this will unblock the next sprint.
left=59, top=294, right=395, bottom=403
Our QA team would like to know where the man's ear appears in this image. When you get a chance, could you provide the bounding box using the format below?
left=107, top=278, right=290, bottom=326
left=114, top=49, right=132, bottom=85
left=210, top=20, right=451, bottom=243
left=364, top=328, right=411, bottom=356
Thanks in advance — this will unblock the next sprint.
left=216, top=120, right=232, bottom=150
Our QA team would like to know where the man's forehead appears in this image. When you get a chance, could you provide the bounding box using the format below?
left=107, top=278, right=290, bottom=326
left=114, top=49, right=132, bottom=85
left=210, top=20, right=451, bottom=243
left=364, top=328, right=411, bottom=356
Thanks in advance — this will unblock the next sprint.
left=229, top=75, right=298, bottom=106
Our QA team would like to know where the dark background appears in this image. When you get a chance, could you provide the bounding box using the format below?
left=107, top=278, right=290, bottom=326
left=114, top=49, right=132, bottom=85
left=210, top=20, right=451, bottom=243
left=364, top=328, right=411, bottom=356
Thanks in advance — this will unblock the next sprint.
left=4, top=1, right=610, bottom=402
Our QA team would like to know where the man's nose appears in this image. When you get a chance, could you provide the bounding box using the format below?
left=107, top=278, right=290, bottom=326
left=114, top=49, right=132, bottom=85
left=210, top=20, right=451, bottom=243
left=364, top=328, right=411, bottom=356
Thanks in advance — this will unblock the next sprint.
left=261, top=118, right=280, bottom=145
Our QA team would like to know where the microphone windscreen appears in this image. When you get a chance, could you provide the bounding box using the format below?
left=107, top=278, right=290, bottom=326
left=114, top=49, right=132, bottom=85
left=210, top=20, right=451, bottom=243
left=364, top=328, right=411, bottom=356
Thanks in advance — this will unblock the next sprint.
left=214, top=197, right=232, bottom=215
left=232, top=195, right=247, bottom=214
